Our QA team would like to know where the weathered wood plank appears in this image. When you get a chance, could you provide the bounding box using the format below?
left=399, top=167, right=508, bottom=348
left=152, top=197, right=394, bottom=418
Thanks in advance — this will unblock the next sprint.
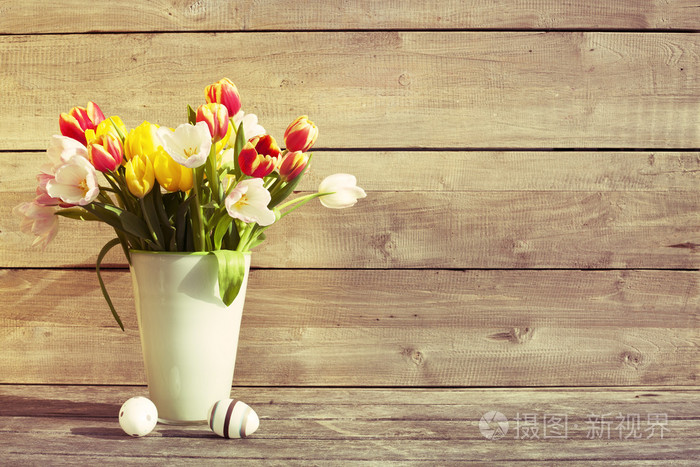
left=1, top=455, right=696, bottom=467
left=3, top=385, right=700, bottom=415
left=2, top=428, right=697, bottom=462
left=1, top=269, right=697, bottom=386
left=5, top=151, right=697, bottom=269
left=4, top=325, right=696, bottom=386
left=1, top=386, right=699, bottom=463
left=1, top=1, right=698, bottom=33
left=4, top=151, right=699, bottom=194
left=2, top=411, right=700, bottom=439
left=3, top=269, right=697, bottom=329
left=2, top=32, right=698, bottom=150
left=3, top=190, right=698, bottom=269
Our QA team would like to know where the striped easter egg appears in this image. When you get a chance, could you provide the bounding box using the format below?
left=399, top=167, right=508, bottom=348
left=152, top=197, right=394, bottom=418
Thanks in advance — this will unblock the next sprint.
left=207, top=399, right=259, bottom=439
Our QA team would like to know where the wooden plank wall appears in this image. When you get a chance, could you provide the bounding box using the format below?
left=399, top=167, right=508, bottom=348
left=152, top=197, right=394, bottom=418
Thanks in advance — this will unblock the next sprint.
left=1, top=1, right=698, bottom=387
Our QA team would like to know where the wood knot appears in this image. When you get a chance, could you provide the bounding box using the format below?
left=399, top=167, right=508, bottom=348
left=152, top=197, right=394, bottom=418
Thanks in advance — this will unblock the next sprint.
left=621, top=351, right=645, bottom=369
left=398, top=73, right=411, bottom=86
left=488, top=327, right=535, bottom=344
left=401, top=348, right=425, bottom=366
left=187, top=0, right=206, bottom=16
left=371, top=233, right=397, bottom=261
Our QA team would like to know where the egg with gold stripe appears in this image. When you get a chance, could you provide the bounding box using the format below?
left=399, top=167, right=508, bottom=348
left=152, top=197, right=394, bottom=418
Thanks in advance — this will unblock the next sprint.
left=207, top=399, right=259, bottom=438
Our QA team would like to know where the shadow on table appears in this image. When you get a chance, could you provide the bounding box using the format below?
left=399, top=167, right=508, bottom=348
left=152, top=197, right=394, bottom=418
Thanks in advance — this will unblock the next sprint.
left=0, top=394, right=222, bottom=439
left=0, top=394, right=118, bottom=419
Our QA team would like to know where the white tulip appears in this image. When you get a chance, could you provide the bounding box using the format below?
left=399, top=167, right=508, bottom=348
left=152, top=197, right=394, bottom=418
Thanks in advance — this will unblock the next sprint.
left=318, top=174, right=366, bottom=209
left=232, top=110, right=266, bottom=141
left=225, top=178, right=276, bottom=226
left=157, top=122, right=212, bottom=168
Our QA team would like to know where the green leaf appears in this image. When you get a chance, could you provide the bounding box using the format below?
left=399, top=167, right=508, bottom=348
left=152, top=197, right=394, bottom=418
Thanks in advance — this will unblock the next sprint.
left=268, top=155, right=313, bottom=208
left=140, top=187, right=165, bottom=250
left=248, top=232, right=266, bottom=249
left=175, top=194, right=196, bottom=251
left=229, top=121, right=246, bottom=179
left=187, top=104, right=197, bottom=125
left=213, top=215, right=234, bottom=250
left=211, top=250, right=246, bottom=306
left=204, top=144, right=219, bottom=205
left=84, top=202, right=152, bottom=240
left=96, top=238, right=125, bottom=331
left=162, top=192, right=181, bottom=220
left=55, top=208, right=100, bottom=222
left=109, top=117, right=127, bottom=141
left=225, top=220, right=241, bottom=250
left=233, top=121, right=246, bottom=157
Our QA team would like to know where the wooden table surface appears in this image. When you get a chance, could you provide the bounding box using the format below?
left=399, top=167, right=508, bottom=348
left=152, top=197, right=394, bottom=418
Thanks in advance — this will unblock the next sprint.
left=2, top=385, right=699, bottom=465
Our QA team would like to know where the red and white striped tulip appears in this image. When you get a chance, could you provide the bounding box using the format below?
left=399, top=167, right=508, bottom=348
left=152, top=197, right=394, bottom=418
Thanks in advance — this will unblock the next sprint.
left=196, top=103, right=230, bottom=143
left=238, top=134, right=281, bottom=178
left=205, top=78, right=242, bottom=117
left=278, top=151, right=309, bottom=182
left=59, top=102, right=105, bottom=145
left=88, top=134, right=123, bottom=172
left=283, top=115, right=318, bottom=152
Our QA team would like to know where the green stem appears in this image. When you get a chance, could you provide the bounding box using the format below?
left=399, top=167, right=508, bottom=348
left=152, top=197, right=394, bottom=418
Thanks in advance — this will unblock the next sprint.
left=191, top=166, right=206, bottom=251
left=103, top=173, right=127, bottom=208
left=276, top=192, right=329, bottom=212
left=236, top=223, right=254, bottom=252
left=205, top=143, right=219, bottom=206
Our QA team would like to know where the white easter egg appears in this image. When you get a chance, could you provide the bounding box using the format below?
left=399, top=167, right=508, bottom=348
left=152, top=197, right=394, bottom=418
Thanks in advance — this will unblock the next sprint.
left=119, top=396, right=158, bottom=437
left=207, top=399, right=259, bottom=438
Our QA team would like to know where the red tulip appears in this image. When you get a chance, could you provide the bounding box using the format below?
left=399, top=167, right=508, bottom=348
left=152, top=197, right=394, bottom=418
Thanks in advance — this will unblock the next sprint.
left=88, top=134, right=123, bottom=172
left=278, top=151, right=309, bottom=182
left=59, top=101, right=105, bottom=145
left=205, top=78, right=242, bottom=116
left=196, top=103, right=229, bottom=143
left=238, top=134, right=281, bottom=178
left=284, top=115, right=318, bottom=152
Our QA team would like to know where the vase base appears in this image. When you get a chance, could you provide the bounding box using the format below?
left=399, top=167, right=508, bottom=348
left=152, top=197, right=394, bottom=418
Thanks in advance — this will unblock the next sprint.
left=157, top=417, right=207, bottom=426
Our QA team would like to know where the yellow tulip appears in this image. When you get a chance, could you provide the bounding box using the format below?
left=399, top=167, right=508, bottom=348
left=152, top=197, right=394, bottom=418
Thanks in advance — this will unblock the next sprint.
left=125, top=154, right=155, bottom=198
left=124, top=121, right=161, bottom=162
left=95, top=116, right=127, bottom=141
left=154, top=148, right=193, bottom=192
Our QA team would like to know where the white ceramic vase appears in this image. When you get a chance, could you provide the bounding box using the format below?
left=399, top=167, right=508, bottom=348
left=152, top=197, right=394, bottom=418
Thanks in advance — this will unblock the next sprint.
left=129, top=251, right=251, bottom=424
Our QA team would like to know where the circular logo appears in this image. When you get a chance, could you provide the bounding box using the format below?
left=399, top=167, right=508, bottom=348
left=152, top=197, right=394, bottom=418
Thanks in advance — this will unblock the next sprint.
left=479, top=411, right=509, bottom=440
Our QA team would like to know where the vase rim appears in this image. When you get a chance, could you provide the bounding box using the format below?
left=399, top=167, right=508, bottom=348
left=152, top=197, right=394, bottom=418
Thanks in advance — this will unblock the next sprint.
left=129, top=249, right=251, bottom=256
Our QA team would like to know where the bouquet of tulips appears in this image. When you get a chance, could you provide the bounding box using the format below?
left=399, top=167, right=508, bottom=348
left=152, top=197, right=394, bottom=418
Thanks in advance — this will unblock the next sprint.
left=15, top=78, right=366, bottom=329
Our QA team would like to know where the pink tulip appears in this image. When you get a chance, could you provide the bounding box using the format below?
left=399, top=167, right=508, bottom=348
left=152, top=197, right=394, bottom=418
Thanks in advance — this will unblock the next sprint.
left=35, top=173, right=62, bottom=206
left=13, top=201, right=59, bottom=249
